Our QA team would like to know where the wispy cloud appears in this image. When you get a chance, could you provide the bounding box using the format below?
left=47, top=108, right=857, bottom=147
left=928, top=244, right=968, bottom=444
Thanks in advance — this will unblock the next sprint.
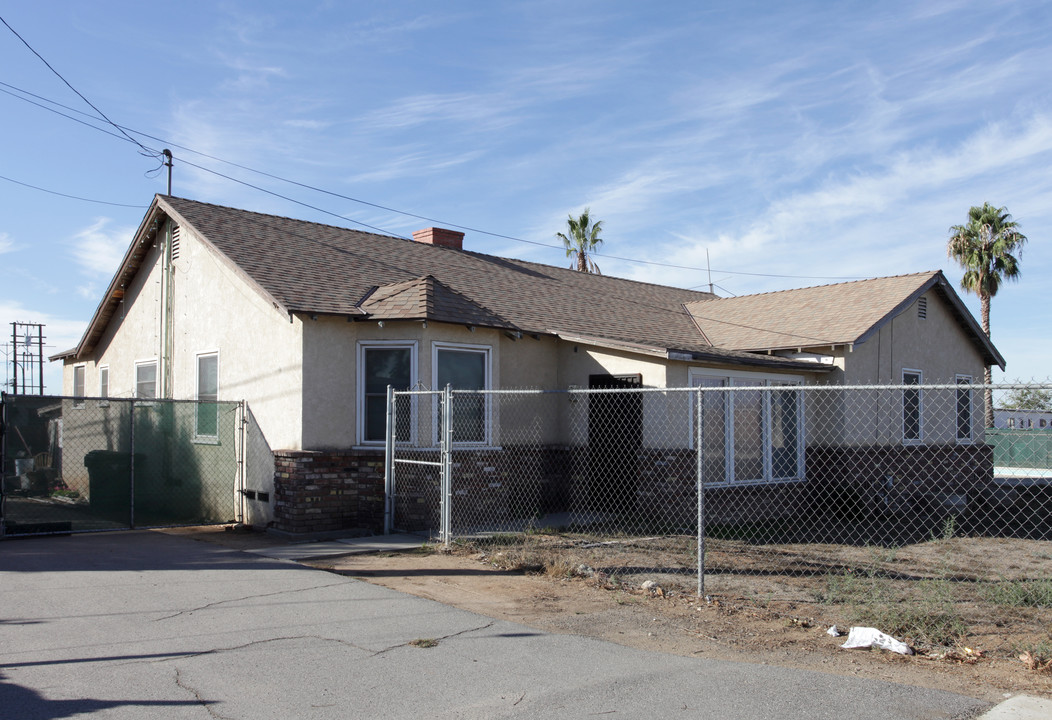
left=355, top=92, right=522, bottom=133
left=70, top=218, right=131, bottom=277
left=217, top=55, right=289, bottom=92
left=608, top=114, right=1052, bottom=292
left=343, top=148, right=486, bottom=185
left=0, top=232, right=14, bottom=254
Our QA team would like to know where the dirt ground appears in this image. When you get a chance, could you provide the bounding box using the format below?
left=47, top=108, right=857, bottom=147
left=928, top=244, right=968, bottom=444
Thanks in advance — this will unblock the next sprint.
left=165, top=525, right=1052, bottom=705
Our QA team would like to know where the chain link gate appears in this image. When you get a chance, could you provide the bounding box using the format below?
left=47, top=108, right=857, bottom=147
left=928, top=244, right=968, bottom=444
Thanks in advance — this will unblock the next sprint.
left=384, top=386, right=452, bottom=541
left=1, top=393, right=245, bottom=536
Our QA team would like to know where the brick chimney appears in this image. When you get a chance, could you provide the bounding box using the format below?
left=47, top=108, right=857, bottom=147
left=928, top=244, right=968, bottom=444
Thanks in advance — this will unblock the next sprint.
left=412, top=227, right=464, bottom=250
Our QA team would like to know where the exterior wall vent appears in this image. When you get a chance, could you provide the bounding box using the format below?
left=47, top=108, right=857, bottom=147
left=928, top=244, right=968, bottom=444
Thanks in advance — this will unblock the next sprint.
left=917, top=296, right=927, bottom=319
left=171, top=225, right=181, bottom=261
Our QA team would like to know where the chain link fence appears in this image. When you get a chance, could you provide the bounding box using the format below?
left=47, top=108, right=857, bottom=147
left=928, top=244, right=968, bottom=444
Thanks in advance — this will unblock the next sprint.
left=1, top=393, right=244, bottom=535
left=387, top=382, right=1051, bottom=646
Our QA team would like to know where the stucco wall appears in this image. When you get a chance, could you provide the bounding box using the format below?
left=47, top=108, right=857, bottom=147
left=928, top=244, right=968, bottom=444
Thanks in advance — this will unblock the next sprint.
left=63, top=236, right=165, bottom=397
left=811, top=292, right=988, bottom=446
left=62, top=218, right=304, bottom=451
left=300, top=319, right=507, bottom=450
left=845, top=291, right=985, bottom=385
left=168, top=221, right=304, bottom=450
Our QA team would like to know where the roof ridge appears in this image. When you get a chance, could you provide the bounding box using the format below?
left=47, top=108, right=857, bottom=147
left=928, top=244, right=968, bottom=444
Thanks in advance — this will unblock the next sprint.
left=694, top=270, right=941, bottom=303
left=161, top=194, right=409, bottom=243
left=458, top=248, right=717, bottom=299
left=162, top=194, right=717, bottom=300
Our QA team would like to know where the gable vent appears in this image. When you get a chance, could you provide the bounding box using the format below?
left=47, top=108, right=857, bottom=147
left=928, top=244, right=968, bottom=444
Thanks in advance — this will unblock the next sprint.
left=917, top=296, right=927, bottom=319
left=170, top=225, right=181, bottom=261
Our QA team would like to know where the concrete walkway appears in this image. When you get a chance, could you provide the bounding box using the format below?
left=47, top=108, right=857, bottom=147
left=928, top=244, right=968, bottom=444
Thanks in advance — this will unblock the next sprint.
left=0, top=531, right=1025, bottom=719
left=243, top=532, right=426, bottom=561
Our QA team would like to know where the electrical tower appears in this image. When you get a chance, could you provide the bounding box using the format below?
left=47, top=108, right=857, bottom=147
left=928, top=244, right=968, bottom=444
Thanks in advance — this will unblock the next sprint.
left=10, top=322, right=46, bottom=395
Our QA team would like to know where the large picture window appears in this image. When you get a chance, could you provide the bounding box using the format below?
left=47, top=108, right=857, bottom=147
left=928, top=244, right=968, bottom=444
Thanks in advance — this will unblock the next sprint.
left=690, top=371, right=803, bottom=485
left=435, top=344, right=490, bottom=444
left=195, top=353, right=219, bottom=442
left=359, top=343, right=415, bottom=443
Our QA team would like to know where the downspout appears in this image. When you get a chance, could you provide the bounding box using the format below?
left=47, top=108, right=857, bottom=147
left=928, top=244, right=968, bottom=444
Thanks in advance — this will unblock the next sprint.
left=158, top=220, right=175, bottom=398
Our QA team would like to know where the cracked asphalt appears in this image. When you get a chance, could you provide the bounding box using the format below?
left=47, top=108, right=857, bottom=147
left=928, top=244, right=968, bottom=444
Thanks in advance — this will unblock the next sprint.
left=0, top=531, right=989, bottom=719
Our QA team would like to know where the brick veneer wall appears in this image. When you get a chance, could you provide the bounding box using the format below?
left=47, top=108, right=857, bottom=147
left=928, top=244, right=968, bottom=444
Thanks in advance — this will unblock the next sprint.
left=270, top=443, right=995, bottom=537
left=805, top=442, right=994, bottom=515
left=272, top=450, right=385, bottom=535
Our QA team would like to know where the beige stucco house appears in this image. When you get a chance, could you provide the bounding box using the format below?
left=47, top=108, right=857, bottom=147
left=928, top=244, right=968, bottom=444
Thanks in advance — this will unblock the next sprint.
left=54, top=195, right=1004, bottom=535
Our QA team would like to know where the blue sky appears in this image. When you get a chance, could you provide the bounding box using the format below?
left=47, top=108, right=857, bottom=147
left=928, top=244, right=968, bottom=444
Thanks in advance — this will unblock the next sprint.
left=2, top=1, right=1051, bottom=393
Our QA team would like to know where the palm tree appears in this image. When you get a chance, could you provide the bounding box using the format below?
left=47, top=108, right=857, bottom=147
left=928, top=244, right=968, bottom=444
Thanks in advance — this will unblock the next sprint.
left=557, top=208, right=603, bottom=274
left=947, top=202, right=1028, bottom=427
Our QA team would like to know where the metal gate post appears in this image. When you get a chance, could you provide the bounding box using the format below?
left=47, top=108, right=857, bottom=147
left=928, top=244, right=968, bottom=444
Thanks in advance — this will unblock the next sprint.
left=383, top=385, right=396, bottom=535
left=695, top=387, right=706, bottom=597
left=129, top=400, right=136, bottom=529
left=237, top=401, right=246, bottom=525
left=1, top=394, right=7, bottom=537
left=440, top=384, right=453, bottom=547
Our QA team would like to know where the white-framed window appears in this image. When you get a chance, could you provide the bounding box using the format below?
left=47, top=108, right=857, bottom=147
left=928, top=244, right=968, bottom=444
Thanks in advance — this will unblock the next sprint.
left=135, top=360, right=158, bottom=400
left=433, top=342, right=492, bottom=445
left=688, top=369, right=804, bottom=485
left=902, top=369, right=923, bottom=444
left=955, top=374, right=973, bottom=443
left=358, top=341, right=417, bottom=444
left=72, top=364, right=86, bottom=407
left=195, top=352, right=220, bottom=443
left=98, top=365, right=109, bottom=406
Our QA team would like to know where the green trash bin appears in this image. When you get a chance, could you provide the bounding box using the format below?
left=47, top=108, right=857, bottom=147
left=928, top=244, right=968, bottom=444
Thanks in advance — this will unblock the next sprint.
left=84, top=450, right=135, bottom=524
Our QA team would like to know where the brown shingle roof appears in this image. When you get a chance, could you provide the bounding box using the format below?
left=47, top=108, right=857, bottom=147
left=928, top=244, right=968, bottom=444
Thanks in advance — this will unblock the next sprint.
left=66, top=195, right=997, bottom=372
left=685, top=272, right=940, bottom=350
left=157, top=196, right=811, bottom=367
left=358, top=276, right=518, bottom=329
left=684, top=271, right=1004, bottom=368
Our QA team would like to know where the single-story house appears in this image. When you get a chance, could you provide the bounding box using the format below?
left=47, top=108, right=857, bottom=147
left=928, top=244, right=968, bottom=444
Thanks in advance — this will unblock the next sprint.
left=54, top=195, right=1004, bottom=534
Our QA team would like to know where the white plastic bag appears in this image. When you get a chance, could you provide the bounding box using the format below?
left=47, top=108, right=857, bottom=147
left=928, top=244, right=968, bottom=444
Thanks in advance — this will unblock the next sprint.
left=840, top=626, right=913, bottom=655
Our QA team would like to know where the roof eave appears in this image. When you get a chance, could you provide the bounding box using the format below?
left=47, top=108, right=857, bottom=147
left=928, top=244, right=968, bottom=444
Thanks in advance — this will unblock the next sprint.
left=930, top=275, right=1006, bottom=370
left=67, top=195, right=298, bottom=361
left=676, top=349, right=836, bottom=373
left=553, top=332, right=668, bottom=358
left=557, top=332, right=834, bottom=372
left=66, top=195, right=169, bottom=360
left=851, top=271, right=1005, bottom=370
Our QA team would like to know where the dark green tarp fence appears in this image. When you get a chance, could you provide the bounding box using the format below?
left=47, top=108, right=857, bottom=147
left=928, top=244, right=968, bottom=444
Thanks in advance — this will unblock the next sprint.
left=1, top=394, right=242, bottom=536
left=988, top=428, right=1052, bottom=470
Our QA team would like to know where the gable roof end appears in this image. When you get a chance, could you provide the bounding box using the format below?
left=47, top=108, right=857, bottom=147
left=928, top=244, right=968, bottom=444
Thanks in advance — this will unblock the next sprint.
left=684, top=271, right=1004, bottom=370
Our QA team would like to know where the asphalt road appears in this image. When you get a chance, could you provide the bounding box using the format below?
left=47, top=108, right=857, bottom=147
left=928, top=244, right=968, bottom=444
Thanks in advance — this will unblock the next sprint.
left=0, top=531, right=988, bottom=720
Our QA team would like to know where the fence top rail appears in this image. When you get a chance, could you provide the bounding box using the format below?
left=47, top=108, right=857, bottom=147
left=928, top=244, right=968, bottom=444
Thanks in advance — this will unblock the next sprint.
left=0, top=392, right=243, bottom=406
left=388, top=382, right=1052, bottom=397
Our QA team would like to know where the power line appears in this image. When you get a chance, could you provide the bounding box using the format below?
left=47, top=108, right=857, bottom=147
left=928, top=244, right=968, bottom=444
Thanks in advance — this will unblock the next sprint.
left=0, top=83, right=128, bottom=141
left=0, top=91, right=853, bottom=355
left=0, top=14, right=160, bottom=159
left=0, top=78, right=867, bottom=283
left=0, top=173, right=146, bottom=208
left=176, top=157, right=408, bottom=237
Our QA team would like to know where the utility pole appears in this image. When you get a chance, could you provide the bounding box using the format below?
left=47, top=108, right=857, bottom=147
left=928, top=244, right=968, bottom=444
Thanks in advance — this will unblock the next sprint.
left=0, top=341, right=11, bottom=392
left=10, top=322, right=46, bottom=395
left=163, top=149, right=173, bottom=195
